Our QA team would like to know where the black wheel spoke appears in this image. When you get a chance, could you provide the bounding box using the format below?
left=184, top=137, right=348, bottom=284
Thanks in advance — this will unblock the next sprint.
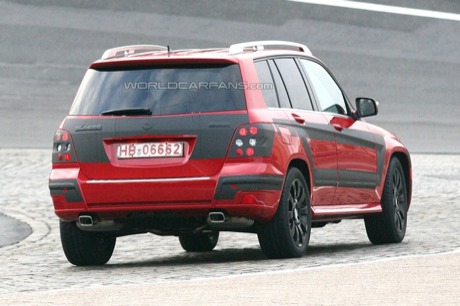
left=292, top=181, right=300, bottom=198
left=395, top=209, right=405, bottom=230
left=392, top=169, right=406, bottom=233
left=289, top=213, right=295, bottom=225
left=393, top=170, right=401, bottom=187
left=300, top=215, right=309, bottom=225
left=299, top=206, right=308, bottom=215
left=293, top=227, right=299, bottom=244
left=297, top=190, right=307, bottom=205
left=397, top=182, right=403, bottom=194
left=295, top=224, right=304, bottom=244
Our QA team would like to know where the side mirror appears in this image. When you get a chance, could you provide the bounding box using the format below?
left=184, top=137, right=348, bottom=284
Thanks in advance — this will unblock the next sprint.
left=356, top=97, right=378, bottom=118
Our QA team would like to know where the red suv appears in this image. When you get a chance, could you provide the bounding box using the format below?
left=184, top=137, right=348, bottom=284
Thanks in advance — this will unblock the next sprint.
left=49, top=41, right=412, bottom=266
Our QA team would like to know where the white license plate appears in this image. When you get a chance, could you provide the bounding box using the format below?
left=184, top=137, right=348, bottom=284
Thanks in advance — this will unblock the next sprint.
left=117, top=142, right=184, bottom=159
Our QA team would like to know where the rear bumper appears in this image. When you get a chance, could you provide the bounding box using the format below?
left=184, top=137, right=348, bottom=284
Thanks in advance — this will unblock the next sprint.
left=49, top=166, right=284, bottom=223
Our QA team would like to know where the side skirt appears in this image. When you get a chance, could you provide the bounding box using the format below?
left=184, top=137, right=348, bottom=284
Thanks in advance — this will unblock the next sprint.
left=311, top=203, right=382, bottom=221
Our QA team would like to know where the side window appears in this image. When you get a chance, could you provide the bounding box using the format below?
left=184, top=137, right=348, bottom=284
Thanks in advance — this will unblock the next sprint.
left=268, top=60, right=291, bottom=109
left=254, top=61, right=278, bottom=108
left=274, top=58, right=313, bottom=111
left=300, top=59, right=348, bottom=115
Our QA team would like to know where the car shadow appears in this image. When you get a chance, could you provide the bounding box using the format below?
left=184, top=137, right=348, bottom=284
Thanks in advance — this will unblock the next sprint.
left=69, top=241, right=375, bottom=270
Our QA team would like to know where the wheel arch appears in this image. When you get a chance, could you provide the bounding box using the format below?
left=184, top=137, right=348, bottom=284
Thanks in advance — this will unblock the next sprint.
left=391, top=151, right=412, bottom=208
left=288, top=158, right=312, bottom=194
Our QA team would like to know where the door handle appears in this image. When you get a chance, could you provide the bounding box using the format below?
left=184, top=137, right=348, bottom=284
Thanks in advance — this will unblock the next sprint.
left=332, top=123, right=343, bottom=131
left=292, top=113, right=305, bottom=124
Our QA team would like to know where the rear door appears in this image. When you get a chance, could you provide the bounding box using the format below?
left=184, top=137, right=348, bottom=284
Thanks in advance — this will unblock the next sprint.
left=255, top=58, right=338, bottom=205
left=66, top=63, right=248, bottom=180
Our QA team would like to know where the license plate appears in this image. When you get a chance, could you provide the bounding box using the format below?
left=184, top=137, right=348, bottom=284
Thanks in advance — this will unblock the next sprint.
left=117, top=142, right=184, bottom=159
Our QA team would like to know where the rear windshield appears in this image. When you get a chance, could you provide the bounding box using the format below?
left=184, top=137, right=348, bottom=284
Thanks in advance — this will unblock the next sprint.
left=70, top=64, right=246, bottom=115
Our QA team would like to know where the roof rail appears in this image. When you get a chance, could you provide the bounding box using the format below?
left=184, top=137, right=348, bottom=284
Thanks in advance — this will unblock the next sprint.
left=229, top=41, right=312, bottom=56
left=101, top=45, right=168, bottom=60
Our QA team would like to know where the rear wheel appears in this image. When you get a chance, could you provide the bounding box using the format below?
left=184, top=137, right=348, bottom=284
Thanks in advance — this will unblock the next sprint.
left=60, top=220, right=116, bottom=266
left=179, top=231, right=219, bottom=252
left=365, top=158, right=408, bottom=244
left=257, top=168, right=311, bottom=259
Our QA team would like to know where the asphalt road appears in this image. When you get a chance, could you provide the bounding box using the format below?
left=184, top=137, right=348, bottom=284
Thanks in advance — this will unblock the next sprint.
left=1, top=1, right=459, bottom=304
left=0, top=150, right=459, bottom=304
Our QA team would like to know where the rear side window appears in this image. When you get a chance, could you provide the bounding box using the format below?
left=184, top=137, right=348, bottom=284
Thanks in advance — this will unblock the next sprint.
left=70, top=64, right=246, bottom=115
left=254, top=61, right=278, bottom=108
left=268, top=60, right=291, bottom=109
left=274, top=58, right=313, bottom=111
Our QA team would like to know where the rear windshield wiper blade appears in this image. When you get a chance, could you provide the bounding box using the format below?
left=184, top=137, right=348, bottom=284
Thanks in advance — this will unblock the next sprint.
left=101, top=108, right=152, bottom=116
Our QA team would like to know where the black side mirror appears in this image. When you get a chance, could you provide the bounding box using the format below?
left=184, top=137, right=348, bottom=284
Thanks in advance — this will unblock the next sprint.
left=356, top=97, right=378, bottom=118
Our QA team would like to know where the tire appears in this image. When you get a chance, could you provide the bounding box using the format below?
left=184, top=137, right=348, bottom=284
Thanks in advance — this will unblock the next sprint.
left=365, top=158, right=408, bottom=244
left=60, top=220, right=116, bottom=266
left=257, top=168, right=311, bottom=259
left=179, top=231, right=219, bottom=252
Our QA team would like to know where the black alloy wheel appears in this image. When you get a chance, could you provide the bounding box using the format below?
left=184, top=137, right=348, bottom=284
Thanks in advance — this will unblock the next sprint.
left=365, top=158, right=408, bottom=244
left=257, top=167, right=311, bottom=259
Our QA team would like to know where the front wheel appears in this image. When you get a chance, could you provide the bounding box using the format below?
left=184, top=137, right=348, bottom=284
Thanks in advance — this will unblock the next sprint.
left=257, top=168, right=311, bottom=259
left=365, top=158, right=408, bottom=244
left=60, top=220, right=116, bottom=266
left=179, top=231, right=219, bottom=252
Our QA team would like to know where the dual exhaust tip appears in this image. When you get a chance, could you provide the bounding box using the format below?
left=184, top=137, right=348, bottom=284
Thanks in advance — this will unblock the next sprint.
left=78, top=212, right=253, bottom=231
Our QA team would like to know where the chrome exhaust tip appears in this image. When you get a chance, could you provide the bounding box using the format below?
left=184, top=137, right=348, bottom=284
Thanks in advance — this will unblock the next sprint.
left=78, top=215, right=94, bottom=227
left=207, top=212, right=254, bottom=230
left=208, top=212, right=226, bottom=223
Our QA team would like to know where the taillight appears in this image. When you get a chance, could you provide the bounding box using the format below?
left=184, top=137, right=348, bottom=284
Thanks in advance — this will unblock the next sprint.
left=53, top=129, right=77, bottom=163
left=228, top=124, right=274, bottom=158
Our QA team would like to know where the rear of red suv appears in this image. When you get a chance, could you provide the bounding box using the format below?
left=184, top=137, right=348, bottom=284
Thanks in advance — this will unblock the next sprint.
left=50, top=42, right=411, bottom=266
left=49, top=44, right=289, bottom=265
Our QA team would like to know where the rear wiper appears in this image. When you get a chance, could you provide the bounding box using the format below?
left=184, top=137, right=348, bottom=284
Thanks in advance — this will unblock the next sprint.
left=101, top=108, right=152, bottom=116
